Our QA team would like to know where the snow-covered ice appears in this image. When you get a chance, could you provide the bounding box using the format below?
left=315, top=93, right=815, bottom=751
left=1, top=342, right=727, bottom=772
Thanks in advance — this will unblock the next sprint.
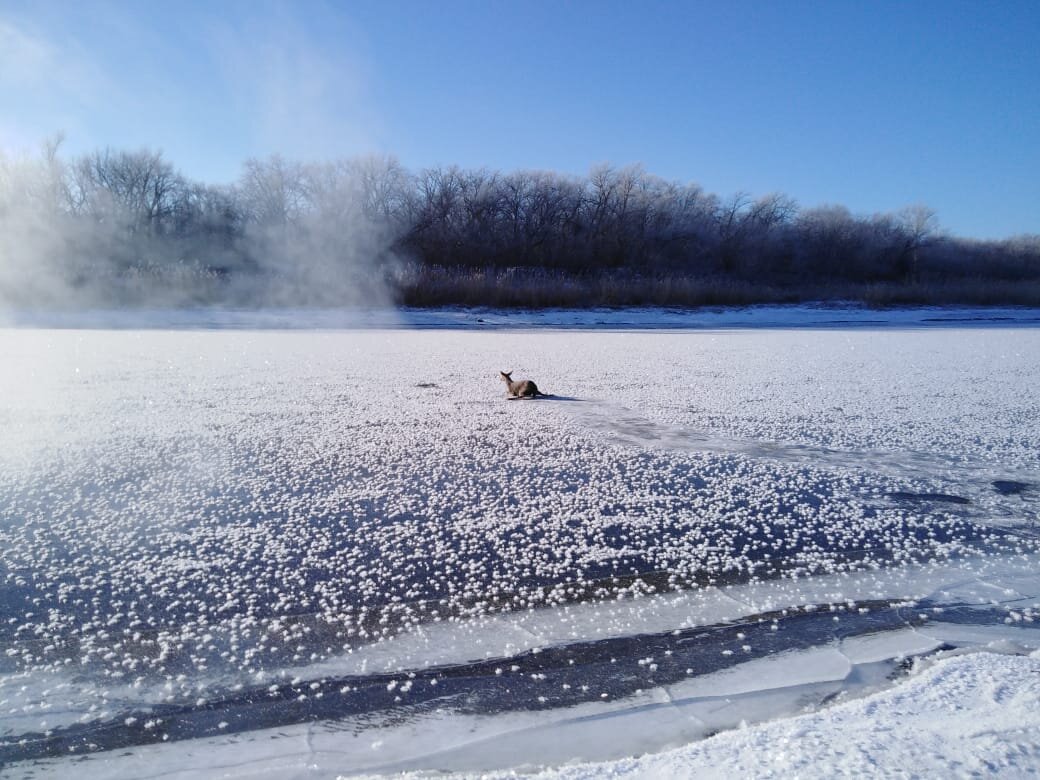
left=430, top=649, right=1040, bottom=780
left=1, top=308, right=1039, bottom=777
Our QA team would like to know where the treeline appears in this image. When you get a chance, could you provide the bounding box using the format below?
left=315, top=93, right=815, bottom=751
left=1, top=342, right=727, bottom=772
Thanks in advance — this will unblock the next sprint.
left=1, top=141, right=1038, bottom=308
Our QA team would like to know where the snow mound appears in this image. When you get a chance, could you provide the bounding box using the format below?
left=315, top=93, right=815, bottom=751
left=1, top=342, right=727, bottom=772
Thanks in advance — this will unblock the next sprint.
left=435, top=649, right=1040, bottom=779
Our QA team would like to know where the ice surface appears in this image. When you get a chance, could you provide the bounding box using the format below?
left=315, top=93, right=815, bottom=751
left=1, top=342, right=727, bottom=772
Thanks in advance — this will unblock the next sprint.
left=444, top=650, right=1040, bottom=780
left=12, top=621, right=1040, bottom=778
left=4, top=303, right=1040, bottom=331
left=2, top=309, right=1039, bottom=776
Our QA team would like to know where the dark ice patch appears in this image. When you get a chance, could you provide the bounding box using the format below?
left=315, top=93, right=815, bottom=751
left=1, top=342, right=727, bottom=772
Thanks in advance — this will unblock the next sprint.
left=887, top=491, right=970, bottom=505
left=992, top=480, right=1030, bottom=496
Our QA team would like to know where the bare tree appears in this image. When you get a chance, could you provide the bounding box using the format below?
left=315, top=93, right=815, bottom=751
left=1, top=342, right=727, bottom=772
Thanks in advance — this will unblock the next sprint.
left=237, top=155, right=306, bottom=228
left=353, top=155, right=411, bottom=230
left=4, top=141, right=1037, bottom=307
left=897, top=204, right=938, bottom=281
left=72, top=148, right=184, bottom=236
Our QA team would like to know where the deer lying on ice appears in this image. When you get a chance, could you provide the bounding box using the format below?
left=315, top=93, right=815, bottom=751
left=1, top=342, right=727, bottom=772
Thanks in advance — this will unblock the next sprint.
left=500, top=371, right=546, bottom=399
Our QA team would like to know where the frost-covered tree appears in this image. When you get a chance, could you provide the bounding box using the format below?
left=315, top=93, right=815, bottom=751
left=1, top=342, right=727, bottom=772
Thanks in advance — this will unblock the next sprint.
left=2, top=142, right=1038, bottom=307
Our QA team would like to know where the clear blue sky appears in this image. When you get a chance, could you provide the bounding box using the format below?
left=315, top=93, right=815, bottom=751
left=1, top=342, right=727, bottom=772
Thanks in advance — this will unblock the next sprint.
left=2, top=0, right=1037, bottom=238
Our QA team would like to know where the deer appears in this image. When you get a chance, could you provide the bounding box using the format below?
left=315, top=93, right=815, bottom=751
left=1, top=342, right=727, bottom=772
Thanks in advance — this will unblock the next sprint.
left=500, top=371, right=546, bottom=399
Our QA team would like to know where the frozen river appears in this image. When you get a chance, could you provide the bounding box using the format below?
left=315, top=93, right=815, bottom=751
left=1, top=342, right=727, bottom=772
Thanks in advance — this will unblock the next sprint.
left=1, top=308, right=1039, bottom=777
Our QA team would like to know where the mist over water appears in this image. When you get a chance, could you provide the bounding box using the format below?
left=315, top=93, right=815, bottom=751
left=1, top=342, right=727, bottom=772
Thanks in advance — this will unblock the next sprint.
left=0, top=147, right=403, bottom=314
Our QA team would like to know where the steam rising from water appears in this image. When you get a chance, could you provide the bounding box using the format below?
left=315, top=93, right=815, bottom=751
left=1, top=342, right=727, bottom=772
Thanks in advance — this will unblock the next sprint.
left=1, top=7, right=393, bottom=316
left=0, top=148, right=403, bottom=314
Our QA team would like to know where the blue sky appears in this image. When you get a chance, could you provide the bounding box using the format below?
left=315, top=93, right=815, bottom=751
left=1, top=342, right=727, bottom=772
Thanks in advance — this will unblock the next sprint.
left=1, top=0, right=1037, bottom=238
